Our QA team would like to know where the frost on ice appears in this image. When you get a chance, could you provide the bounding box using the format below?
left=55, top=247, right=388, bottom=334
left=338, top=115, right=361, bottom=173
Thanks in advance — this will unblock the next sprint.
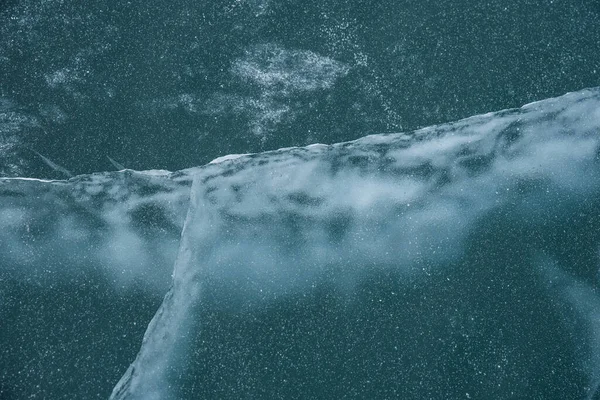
left=111, top=88, right=600, bottom=399
left=2, top=88, right=600, bottom=399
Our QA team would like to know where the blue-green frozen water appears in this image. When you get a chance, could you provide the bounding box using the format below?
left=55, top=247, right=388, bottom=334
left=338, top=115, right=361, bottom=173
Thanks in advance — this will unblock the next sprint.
left=2, top=0, right=600, bottom=398
left=109, top=87, right=600, bottom=399
left=0, top=0, right=599, bottom=177
left=2, top=87, right=600, bottom=398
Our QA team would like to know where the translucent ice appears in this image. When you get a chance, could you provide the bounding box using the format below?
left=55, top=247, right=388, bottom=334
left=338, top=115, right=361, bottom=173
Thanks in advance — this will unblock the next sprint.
left=112, top=88, right=600, bottom=399
left=0, top=169, right=193, bottom=398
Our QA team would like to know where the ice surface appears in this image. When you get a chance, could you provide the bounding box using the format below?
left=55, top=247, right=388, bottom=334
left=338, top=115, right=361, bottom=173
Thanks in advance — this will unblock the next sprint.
left=2, top=87, right=600, bottom=399
left=112, top=88, right=600, bottom=399
left=0, top=169, right=194, bottom=398
left=201, top=43, right=350, bottom=140
left=0, top=99, right=38, bottom=176
left=0, top=170, right=194, bottom=291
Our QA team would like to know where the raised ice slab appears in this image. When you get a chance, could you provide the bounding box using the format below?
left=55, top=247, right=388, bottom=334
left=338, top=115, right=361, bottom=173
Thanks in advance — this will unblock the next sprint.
left=112, top=88, right=600, bottom=399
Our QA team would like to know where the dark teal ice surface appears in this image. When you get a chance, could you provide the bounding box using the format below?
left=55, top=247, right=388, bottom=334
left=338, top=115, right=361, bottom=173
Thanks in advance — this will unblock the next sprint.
left=1, top=0, right=599, bottom=177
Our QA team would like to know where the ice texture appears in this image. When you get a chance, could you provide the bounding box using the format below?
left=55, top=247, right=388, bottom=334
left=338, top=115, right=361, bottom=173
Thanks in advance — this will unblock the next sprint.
left=0, top=170, right=194, bottom=398
left=111, top=88, right=600, bottom=399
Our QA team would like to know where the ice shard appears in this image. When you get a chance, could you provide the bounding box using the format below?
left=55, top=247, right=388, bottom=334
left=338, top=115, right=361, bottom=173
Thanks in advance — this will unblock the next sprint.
left=111, top=88, right=600, bottom=399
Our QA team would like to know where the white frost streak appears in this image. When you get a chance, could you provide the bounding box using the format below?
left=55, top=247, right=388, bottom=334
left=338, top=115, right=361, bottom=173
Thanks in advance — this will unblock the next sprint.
left=203, top=43, right=349, bottom=139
